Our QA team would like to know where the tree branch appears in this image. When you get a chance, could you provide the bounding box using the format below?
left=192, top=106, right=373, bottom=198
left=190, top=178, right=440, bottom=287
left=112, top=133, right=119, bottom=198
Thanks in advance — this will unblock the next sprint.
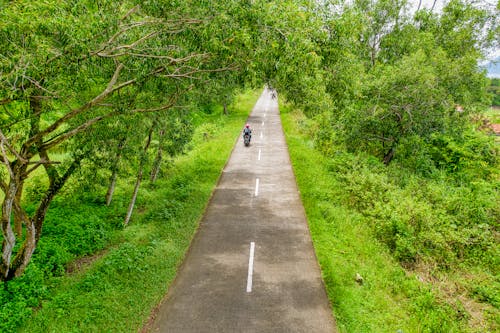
left=97, top=30, right=162, bottom=57
left=121, top=4, right=140, bottom=20
left=24, top=159, right=61, bottom=177
left=161, top=65, right=238, bottom=79
left=0, top=144, right=15, bottom=181
left=24, top=63, right=126, bottom=149
left=40, top=83, right=193, bottom=151
left=0, top=179, right=7, bottom=193
left=96, top=18, right=202, bottom=57
left=0, top=129, right=28, bottom=164
left=22, top=76, right=59, bottom=98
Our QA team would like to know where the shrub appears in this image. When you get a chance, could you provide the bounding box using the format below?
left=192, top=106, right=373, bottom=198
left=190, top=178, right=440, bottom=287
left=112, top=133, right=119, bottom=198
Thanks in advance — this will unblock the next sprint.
left=0, top=264, right=47, bottom=332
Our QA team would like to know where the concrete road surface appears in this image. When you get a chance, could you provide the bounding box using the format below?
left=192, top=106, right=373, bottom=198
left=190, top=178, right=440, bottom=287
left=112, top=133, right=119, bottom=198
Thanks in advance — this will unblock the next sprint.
left=149, top=88, right=336, bottom=332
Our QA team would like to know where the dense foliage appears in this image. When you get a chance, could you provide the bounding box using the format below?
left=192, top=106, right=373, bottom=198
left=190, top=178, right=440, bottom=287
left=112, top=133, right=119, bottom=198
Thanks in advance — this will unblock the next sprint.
left=275, top=0, right=499, bottom=330
left=489, top=78, right=500, bottom=106
left=0, top=91, right=258, bottom=332
left=283, top=107, right=499, bottom=331
left=0, top=0, right=305, bottom=280
left=1, top=0, right=498, bottom=331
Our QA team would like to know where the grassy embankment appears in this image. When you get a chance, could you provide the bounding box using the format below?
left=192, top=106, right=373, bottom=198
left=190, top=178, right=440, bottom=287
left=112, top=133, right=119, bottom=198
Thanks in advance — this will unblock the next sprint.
left=281, top=105, right=499, bottom=332
left=0, top=90, right=260, bottom=332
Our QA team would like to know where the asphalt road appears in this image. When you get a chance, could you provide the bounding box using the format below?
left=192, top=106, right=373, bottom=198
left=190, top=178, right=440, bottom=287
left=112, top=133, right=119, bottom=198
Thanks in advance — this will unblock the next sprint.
left=149, top=88, right=336, bottom=332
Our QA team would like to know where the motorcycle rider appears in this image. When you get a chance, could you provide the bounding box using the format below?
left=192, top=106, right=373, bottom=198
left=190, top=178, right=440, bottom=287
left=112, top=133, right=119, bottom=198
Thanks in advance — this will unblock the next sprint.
left=243, top=123, right=252, bottom=142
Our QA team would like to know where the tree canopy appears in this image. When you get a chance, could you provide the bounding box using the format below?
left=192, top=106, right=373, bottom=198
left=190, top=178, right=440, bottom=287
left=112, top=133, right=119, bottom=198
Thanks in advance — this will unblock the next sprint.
left=0, top=0, right=498, bottom=282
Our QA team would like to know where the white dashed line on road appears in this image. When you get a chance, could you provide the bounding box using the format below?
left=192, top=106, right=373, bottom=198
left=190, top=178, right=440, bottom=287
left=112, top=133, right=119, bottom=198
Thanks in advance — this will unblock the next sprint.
left=246, top=242, right=255, bottom=293
left=258, top=149, right=261, bottom=161
left=255, top=178, right=259, bottom=197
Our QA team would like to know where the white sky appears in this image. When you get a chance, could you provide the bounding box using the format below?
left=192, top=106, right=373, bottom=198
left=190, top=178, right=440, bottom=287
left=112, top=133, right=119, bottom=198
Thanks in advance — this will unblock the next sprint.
left=410, top=0, right=500, bottom=60
left=410, top=0, right=498, bottom=12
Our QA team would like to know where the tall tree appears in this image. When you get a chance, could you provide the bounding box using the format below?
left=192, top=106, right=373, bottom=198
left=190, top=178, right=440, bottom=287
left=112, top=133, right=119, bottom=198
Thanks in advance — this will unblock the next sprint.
left=311, top=0, right=496, bottom=164
left=0, top=1, right=230, bottom=281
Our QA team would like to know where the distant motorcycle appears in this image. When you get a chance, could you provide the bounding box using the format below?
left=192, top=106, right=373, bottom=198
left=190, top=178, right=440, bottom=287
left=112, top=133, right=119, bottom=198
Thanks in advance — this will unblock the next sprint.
left=244, top=133, right=251, bottom=146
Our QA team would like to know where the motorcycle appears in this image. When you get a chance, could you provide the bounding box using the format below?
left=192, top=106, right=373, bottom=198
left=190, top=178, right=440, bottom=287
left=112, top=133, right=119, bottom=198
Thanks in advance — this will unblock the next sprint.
left=243, top=133, right=251, bottom=146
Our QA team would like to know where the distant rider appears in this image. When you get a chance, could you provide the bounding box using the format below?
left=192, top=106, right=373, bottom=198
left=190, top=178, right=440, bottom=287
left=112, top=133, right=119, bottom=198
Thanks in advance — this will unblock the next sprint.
left=243, top=124, right=252, bottom=142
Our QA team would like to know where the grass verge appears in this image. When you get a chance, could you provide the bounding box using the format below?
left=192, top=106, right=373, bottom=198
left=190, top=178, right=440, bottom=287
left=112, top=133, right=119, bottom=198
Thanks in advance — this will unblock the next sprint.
left=281, top=105, right=498, bottom=332
left=15, top=90, right=260, bottom=332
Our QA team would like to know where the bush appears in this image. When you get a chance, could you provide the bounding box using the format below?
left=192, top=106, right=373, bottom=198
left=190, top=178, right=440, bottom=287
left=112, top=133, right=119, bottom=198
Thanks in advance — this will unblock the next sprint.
left=33, top=240, right=73, bottom=277
left=0, top=264, right=47, bottom=332
left=0, top=197, right=120, bottom=330
left=429, top=131, right=498, bottom=181
left=321, top=147, right=498, bottom=273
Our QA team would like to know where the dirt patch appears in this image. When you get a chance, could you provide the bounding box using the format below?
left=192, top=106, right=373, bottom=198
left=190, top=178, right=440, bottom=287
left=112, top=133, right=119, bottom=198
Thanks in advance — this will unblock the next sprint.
left=491, top=123, right=500, bottom=135
left=139, top=297, right=164, bottom=333
left=409, top=262, right=497, bottom=331
left=66, top=250, right=108, bottom=275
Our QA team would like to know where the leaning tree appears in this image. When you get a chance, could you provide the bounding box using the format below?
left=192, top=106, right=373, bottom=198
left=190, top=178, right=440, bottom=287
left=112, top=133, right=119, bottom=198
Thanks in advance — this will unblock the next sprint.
left=0, top=1, right=232, bottom=281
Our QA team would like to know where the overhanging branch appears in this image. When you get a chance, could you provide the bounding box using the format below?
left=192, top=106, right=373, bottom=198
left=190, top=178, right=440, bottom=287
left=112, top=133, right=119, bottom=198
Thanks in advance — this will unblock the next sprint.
left=39, top=85, right=192, bottom=151
left=24, top=63, right=126, bottom=149
left=0, top=129, right=27, bottom=164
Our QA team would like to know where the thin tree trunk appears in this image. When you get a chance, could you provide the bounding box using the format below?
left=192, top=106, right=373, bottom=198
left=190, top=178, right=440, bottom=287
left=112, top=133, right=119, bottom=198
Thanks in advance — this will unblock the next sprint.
left=150, top=129, right=165, bottom=183
left=383, top=146, right=395, bottom=165
left=105, top=139, right=126, bottom=206
left=124, top=168, right=143, bottom=226
left=370, top=36, right=378, bottom=68
left=13, top=183, right=23, bottom=237
left=1, top=181, right=19, bottom=279
left=149, top=148, right=162, bottom=182
left=431, top=0, right=437, bottom=12
left=106, top=171, right=118, bottom=206
left=223, top=102, right=228, bottom=115
left=124, top=126, right=154, bottom=226
left=8, top=213, right=35, bottom=279
left=1, top=156, right=81, bottom=281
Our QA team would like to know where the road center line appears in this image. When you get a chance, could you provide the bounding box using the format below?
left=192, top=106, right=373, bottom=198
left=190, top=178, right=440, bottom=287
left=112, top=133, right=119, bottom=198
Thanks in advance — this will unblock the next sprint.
left=258, top=149, right=261, bottom=161
left=262, top=121, right=264, bottom=126
left=246, top=242, right=255, bottom=293
left=255, top=178, right=259, bottom=196
left=260, top=132, right=263, bottom=139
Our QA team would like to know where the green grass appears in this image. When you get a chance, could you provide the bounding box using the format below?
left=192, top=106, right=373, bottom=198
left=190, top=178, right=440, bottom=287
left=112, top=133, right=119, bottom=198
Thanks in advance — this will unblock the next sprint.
left=280, top=106, right=496, bottom=332
left=14, top=90, right=260, bottom=332
left=485, top=106, right=500, bottom=124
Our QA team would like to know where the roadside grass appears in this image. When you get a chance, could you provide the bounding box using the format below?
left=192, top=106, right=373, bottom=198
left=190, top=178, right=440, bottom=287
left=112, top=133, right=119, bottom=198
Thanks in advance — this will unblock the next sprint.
left=13, top=89, right=260, bottom=332
left=485, top=106, right=500, bottom=124
left=280, top=106, right=492, bottom=332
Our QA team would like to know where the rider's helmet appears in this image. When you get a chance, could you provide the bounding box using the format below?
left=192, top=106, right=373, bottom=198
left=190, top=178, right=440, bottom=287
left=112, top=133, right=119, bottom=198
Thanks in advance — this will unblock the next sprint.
left=245, top=124, right=250, bottom=128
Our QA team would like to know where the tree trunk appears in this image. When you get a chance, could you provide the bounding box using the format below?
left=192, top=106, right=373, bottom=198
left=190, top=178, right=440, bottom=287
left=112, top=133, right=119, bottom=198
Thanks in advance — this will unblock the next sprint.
left=417, top=0, right=422, bottom=11
left=124, top=125, right=154, bottom=226
left=0, top=155, right=81, bottom=281
left=383, top=146, right=395, bottom=165
left=1, top=181, right=19, bottom=280
left=13, top=182, right=24, bottom=237
left=105, top=171, right=118, bottom=206
left=370, top=38, right=377, bottom=68
left=431, top=0, right=437, bottom=12
left=124, top=168, right=143, bottom=226
left=150, top=148, right=162, bottom=182
left=105, top=139, right=126, bottom=206
left=7, top=217, right=36, bottom=280
left=223, top=102, right=228, bottom=115
left=150, top=129, right=165, bottom=183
